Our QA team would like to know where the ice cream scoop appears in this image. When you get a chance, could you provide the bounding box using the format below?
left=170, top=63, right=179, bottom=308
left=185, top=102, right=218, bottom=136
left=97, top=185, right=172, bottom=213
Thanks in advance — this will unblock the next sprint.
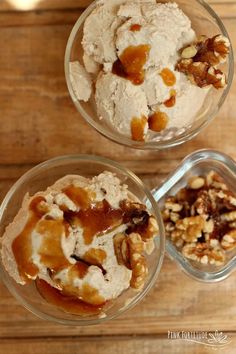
left=1, top=171, right=158, bottom=315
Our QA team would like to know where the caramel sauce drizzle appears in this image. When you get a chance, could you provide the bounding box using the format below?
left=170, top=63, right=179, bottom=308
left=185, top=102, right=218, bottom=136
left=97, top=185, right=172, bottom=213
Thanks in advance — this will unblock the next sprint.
left=36, top=278, right=105, bottom=316
left=112, top=45, right=150, bottom=85
left=131, top=115, right=147, bottom=142
left=164, top=89, right=176, bottom=108
left=51, top=262, right=106, bottom=306
left=148, top=112, right=169, bottom=132
left=83, top=248, right=107, bottom=267
left=64, top=199, right=123, bottom=245
left=68, top=261, right=89, bottom=280
left=12, top=196, right=47, bottom=282
left=63, top=185, right=91, bottom=209
left=36, top=219, right=70, bottom=272
left=159, top=68, right=176, bottom=86
left=130, top=24, right=142, bottom=32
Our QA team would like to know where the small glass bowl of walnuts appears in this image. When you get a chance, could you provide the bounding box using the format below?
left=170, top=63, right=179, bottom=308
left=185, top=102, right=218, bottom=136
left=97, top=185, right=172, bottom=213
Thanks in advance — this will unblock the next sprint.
left=153, top=149, right=236, bottom=282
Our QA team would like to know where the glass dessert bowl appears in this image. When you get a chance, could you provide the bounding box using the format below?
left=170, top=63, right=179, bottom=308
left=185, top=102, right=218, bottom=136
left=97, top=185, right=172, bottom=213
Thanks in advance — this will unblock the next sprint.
left=153, top=149, right=236, bottom=282
left=65, top=0, right=234, bottom=150
left=0, top=155, right=165, bottom=325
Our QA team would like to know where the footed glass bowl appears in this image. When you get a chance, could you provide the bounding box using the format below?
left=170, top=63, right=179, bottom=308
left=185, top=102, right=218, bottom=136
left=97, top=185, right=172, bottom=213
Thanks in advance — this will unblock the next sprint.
left=65, top=0, right=234, bottom=150
left=0, top=155, right=165, bottom=325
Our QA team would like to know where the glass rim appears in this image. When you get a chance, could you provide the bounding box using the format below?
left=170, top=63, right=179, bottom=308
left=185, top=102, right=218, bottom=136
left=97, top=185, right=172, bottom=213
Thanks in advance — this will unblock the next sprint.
left=64, top=0, right=234, bottom=151
left=0, top=154, right=165, bottom=326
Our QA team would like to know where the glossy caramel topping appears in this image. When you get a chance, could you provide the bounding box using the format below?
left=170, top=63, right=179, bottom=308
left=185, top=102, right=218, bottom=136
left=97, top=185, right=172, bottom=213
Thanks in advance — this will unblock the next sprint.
left=81, top=283, right=105, bottom=306
left=12, top=196, right=47, bottom=282
left=130, top=24, right=142, bottom=32
left=52, top=264, right=105, bottom=305
left=131, top=116, right=147, bottom=142
left=112, top=45, right=150, bottom=85
left=164, top=89, right=176, bottom=108
left=36, top=278, right=104, bottom=316
left=63, top=185, right=92, bottom=210
left=84, top=248, right=107, bottom=267
left=148, top=112, right=169, bottom=132
left=37, top=219, right=70, bottom=272
left=159, top=68, right=176, bottom=86
left=64, top=200, right=123, bottom=245
left=68, top=261, right=89, bottom=280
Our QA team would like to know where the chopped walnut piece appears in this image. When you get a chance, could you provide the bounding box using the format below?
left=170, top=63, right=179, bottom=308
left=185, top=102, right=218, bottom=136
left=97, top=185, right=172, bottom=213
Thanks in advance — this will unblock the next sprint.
left=188, top=176, right=205, bottom=190
left=113, top=233, right=130, bottom=268
left=162, top=170, right=236, bottom=267
left=193, top=190, right=212, bottom=215
left=221, top=211, right=236, bottom=222
left=180, top=35, right=230, bottom=65
left=162, top=208, right=170, bottom=221
left=176, top=60, right=226, bottom=89
left=206, top=171, right=228, bottom=190
left=221, top=230, right=236, bottom=250
left=127, top=233, right=148, bottom=290
left=141, top=216, right=159, bottom=241
left=121, top=200, right=158, bottom=240
left=203, top=219, right=214, bottom=234
left=144, top=239, right=155, bottom=255
left=177, top=34, right=229, bottom=89
left=182, top=242, right=225, bottom=265
left=174, top=215, right=205, bottom=242
left=181, top=45, right=197, bottom=59
left=170, top=212, right=180, bottom=223
left=113, top=215, right=155, bottom=289
left=194, top=34, right=230, bottom=65
left=164, top=200, right=183, bottom=212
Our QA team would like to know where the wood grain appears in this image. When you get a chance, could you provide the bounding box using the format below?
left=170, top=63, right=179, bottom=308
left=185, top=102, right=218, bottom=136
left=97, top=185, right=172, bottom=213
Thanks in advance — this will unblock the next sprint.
left=0, top=0, right=236, bottom=12
left=1, top=336, right=236, bottom=354
left=0, top=1, right=236, bottom=353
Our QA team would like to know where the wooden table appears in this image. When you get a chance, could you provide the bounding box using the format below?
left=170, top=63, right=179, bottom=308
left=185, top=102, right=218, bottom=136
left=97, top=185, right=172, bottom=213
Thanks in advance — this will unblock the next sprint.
left=0, top=0, right=236, bottom=353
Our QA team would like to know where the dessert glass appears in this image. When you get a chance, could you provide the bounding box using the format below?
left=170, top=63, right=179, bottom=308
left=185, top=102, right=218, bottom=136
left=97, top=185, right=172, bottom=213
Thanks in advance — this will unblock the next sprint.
left=65, top=0, right=234, bottom=150
left=0, top=155, right=165, bottom=325
left=152, top=149, right=236, bottom=282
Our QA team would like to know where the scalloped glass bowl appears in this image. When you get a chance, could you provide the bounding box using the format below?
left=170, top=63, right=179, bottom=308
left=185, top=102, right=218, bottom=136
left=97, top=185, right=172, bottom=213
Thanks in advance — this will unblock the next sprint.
left=153, top=149, right=236, bottom=282
left=0, top=155, right=165, bottom=325
left=65, top=0, right=234, bottom=150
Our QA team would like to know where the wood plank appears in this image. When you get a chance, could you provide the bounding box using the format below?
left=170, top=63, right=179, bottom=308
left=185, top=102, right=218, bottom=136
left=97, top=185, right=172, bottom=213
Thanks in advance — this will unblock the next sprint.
left=1, top=256, right=236, bottom=338
left=0, top=9, right=83, bottom=27
left=1, top=0, right=236, bottom=12
left=0, top=0, right=91, bottom=11
left=0, top=19, right=235, bottom=166
left=0, top=2, right=236, bottom=26
left=1, top=336, right=236, bottom=354
left=0, top=6, right=235, bottom=28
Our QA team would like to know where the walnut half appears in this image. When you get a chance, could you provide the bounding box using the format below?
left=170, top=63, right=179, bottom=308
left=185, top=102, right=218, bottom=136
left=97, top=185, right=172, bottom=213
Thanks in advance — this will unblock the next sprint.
left=113, top=232, right=148, bottom=290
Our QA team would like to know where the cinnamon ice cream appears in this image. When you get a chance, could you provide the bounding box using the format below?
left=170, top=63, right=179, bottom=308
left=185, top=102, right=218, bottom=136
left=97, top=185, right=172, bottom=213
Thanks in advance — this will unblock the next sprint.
left=69, top=0, right=229, bottom=142
left=1, top=172, right=158, bottom=316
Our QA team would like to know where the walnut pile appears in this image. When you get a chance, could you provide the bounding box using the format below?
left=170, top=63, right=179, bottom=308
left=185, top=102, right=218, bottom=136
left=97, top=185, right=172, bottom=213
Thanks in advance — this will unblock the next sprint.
left=162, top=171, right=236, bottom=266
left=176, top=34, right=230, bottom=89
left=113, top=202, right=159, bottom=290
